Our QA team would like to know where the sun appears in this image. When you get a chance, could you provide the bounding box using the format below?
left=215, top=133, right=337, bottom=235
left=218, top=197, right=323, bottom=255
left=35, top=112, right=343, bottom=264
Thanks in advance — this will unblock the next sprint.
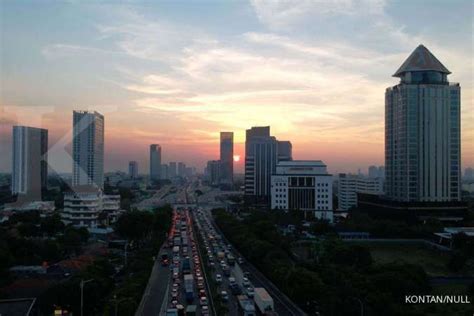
left=233, top=155, right=240, bottom=162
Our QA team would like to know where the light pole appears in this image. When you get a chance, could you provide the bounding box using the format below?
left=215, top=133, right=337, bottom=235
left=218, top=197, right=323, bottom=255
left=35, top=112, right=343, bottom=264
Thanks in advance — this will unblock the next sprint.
left=352, top=297, right=364, bottom=316
left=80, top=278, right=94, bottom=316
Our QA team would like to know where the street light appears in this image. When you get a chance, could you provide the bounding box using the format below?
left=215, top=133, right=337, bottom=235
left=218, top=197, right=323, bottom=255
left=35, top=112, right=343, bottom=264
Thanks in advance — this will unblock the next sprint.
left=351, top=297, right=364, bottom=316
left=80, top=278, right=94, bottom=316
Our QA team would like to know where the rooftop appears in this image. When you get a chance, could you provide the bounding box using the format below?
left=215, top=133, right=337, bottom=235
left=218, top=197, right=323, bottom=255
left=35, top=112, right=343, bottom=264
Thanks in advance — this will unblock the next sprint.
left=393, top=44, right=451, bottom=77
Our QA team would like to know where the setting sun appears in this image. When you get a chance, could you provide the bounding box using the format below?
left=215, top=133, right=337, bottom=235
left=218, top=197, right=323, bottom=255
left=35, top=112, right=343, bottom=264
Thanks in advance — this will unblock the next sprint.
left=233, top=155, right=240, bottom=162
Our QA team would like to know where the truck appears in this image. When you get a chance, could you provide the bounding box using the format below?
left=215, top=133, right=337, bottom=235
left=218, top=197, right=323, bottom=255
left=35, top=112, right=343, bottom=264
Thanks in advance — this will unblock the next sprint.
left=217, top=251, right=225, bottom=260
left=254, top=288, right=274, bottom=314
left=184, top=274, right=194, bottom=303
left=182, top=257, right=191, bottom=274
left=185, top=305, right=197, bottom=316
left=174, top=237, right=181, bottom=246
left=227, top=254, right=235, bottom=266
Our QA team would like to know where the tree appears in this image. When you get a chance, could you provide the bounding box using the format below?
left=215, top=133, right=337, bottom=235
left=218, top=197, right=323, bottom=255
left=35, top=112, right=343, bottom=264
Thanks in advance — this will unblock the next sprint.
left=41, top=213, right=65, bottom=236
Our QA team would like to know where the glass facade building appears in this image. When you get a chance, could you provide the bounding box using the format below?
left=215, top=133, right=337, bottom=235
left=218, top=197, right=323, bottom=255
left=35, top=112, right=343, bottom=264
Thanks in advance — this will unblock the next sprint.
left=385, top=45, right=461, bottom=202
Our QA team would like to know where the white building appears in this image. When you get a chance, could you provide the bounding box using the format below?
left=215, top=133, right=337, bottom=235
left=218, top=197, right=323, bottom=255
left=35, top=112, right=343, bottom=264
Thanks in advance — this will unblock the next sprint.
left=271, top=161, right=333, bottom=222
left=385, top=45, right=461, bottom=202
left=11, top=126, right=48, bottom=199
left=338, top=174, right=384, bottom=211
left=61, top=185, right=122, bottom=228
left=72, top=111, right=104, bottom=189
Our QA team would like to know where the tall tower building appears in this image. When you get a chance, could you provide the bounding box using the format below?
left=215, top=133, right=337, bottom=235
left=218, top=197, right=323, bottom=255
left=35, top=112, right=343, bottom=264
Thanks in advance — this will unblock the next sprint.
left=385, top=45, right=461, bottom=202
left=11, top=126, right=48, bottom=199
left=244, top=126, right=278, bottom=202
left=277, top=140, right=292, bottom=161
left=129, top=161, right=138, bottom=178
left=72, top=111, right=104, bottom=189
left=150, top=144, right=162, bottom=181
left=169, top=162, right=177, bottom=178
left=220, top=132, right=234, bottom=185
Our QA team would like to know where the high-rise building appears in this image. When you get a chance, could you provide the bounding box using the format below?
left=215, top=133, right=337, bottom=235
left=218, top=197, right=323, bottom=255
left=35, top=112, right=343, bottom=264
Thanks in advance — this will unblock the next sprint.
left=385, top=45, right=461, bottom=202
left=169, top=162, right=177, bottom=178
left=277, top=141, right=293, bottom=161
left=72, top=111, right=104, bottom=189
left=149, top=144, right=161, bottom=181
left=11, top=126, right=48, bottom=199
left=271, top=160, right=333, bottom=222
left=368, top=165, right=385, bottom=178
left=220, top=132, right=234, bottom=185
left=464, top=168, right=474, bottom=181
left=206, top=160, right=221, bottom=186
left=245, top=126, right=290, bottom=203
left=128, top=161, right=138, bottom=178
left=160, top=164, right=169, bottom=180
left=178, top=162, right=186, bottom=177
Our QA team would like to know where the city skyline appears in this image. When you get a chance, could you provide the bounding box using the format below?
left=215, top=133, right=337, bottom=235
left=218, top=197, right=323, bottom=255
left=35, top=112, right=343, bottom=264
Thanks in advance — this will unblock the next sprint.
left=1, top=1, right=472, bottom=174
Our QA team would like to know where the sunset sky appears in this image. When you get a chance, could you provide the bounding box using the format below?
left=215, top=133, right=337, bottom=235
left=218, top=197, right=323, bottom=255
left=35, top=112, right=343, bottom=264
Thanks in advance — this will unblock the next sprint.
left=1, top=0, right=472, bottom=174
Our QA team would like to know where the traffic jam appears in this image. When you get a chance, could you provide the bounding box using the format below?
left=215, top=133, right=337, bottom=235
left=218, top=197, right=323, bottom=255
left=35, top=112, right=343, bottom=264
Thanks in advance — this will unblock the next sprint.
left=193, top=208, right=275, bottom=316
left=163, top=208, right=210, bottom=316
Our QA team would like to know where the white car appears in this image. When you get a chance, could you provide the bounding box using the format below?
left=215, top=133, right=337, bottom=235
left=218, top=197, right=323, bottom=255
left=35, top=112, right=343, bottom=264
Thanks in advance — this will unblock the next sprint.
left=215, top=274, right=222, bottom=283
left=242, top=277, right=250, bottom=287
left=200, top=296, right=208, bottom=306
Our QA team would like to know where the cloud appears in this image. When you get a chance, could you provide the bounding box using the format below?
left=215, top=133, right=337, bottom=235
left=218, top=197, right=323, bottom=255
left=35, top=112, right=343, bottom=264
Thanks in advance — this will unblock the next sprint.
left=41, top=44, right=121, bottom=59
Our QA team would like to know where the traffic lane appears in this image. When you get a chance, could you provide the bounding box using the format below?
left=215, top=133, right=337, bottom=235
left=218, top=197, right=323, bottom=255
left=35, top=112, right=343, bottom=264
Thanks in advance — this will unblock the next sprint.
left=136, top=247, right=171, bottom=316
left=203, top=209, right=304, bottom=316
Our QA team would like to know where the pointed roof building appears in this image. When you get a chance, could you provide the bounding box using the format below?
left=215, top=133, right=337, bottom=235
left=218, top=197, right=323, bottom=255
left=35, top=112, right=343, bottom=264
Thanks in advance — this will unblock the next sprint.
left=393, top=44, right=451, bottom=77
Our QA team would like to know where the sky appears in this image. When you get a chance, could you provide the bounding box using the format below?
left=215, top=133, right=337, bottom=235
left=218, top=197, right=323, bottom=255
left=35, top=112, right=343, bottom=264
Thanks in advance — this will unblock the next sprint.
left=0, top=0, right=473, bottom=174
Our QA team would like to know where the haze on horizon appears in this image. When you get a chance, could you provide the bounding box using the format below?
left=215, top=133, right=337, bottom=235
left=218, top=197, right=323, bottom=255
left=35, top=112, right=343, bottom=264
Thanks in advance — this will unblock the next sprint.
left=1, top=0, right=473, bottom=174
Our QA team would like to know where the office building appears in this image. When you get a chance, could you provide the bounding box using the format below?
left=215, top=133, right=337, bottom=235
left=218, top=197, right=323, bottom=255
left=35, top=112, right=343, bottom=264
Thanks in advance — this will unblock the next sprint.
left=206, top=160, right=221, bottom=186
left=72, top=111, right=104, bottom=189
left=271, top=161, right=333, bottom=222
left=385, top=45, right=461, bottom=202
left=61, top=185, right=122, bottom=228
left=150, top=144, right=162, bottom=181
left=161, top=164, right=169, bottom=180
left=368, top=165, right=385, bottom=179
left=464, top=168, right=474, bottom=181
left=338, top=174, right=384, bottom=211
left=128, top=161, right=138, bottom=178
left=220, top=132, right=234, bottom=185
left=169, top=162, right=177, bottom=178
left=277, top=141, right=293, bottom=161
left=178, top=162, right=186, bottom=177
left=11, top=126, right=48, bottom=199
left=245, top=126, right=292, bottom=203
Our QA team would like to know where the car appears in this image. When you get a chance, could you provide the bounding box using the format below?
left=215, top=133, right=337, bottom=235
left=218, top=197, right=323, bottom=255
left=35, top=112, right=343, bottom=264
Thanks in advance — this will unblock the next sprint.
left=199, top=289, right=206, bottom=298
left=221, top=290, right=229, bottom=302
left=242, top=277, right=250, bottom=287
left=237, top=257, right=244, bottom=264
left=215, top=274, right=222, bottom=283
left=199, top=296, right=208, bottom=306
left=201, top=305, right=209, bottom=315
left=246, top=287, right=255, bottom=298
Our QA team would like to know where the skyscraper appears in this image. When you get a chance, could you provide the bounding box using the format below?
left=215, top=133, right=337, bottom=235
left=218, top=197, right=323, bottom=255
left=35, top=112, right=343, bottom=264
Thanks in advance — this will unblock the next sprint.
left=220, top=132, right=234, bottom=185
left=169, top=162, right=177, bottom=178
left=150, top=144, right=162, bottom=181
left=129, top=161, right=138, bottom=178
left=178, top=162, right=186, bottom=177
left=11, top=126, right=48, bottom=199
left=277, top=141, right=293, bottom=161
left=72, top=111, right=104, bottom=189
left=385, top=45, right=461, bottom=202
left=245, top=126, right=292, bottom=203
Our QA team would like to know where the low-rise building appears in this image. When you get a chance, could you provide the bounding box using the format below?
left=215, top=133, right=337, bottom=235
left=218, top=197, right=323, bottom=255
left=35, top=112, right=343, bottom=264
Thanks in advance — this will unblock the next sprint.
left=338, top=174, right=384, bottom=211
left=61, top=185, right=122, bottom=228
left=271, top=160, right=333, bottom=222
